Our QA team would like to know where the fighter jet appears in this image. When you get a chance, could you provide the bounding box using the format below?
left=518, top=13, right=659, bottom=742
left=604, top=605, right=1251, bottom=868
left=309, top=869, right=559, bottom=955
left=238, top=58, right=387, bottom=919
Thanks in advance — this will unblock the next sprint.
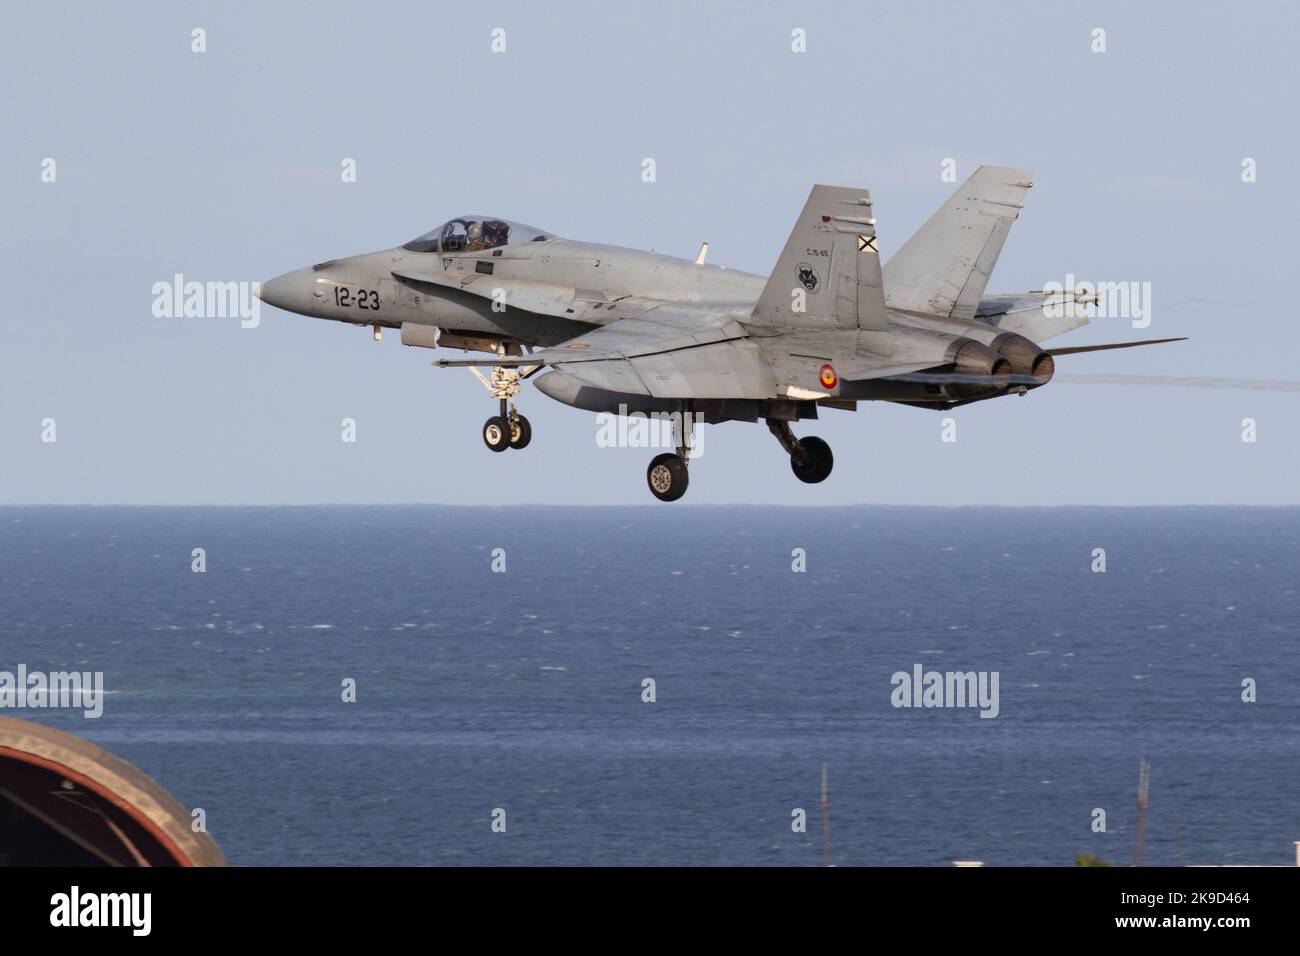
left=258, top=166, right=1183, bottom=501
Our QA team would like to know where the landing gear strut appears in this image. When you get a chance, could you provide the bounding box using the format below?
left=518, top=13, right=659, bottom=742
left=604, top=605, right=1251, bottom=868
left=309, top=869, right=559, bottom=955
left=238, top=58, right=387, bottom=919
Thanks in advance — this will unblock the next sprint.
left=645, top=409, right=695, bottom=502
left=767, top=420, right=833, bottom=484
left=470, top=351, right=534, bottom=453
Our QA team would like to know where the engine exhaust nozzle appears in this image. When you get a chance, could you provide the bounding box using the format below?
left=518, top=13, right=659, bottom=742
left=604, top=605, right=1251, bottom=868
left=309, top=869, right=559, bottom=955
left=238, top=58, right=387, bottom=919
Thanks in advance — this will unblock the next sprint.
left=992, top=332, right=1054, bottom=388
left=947, top=339, right=1012, bottom=400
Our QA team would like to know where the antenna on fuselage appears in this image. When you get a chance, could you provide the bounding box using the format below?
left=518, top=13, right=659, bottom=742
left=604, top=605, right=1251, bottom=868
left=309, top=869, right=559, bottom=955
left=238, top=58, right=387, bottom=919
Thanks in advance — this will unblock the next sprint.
left=695, top=241, right=709, bottom=266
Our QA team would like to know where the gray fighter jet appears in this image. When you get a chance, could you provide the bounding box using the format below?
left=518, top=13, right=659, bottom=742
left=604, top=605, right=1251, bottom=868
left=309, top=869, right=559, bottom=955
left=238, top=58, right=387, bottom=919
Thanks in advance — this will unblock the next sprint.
left=259, top=166, right=1183, bottom=501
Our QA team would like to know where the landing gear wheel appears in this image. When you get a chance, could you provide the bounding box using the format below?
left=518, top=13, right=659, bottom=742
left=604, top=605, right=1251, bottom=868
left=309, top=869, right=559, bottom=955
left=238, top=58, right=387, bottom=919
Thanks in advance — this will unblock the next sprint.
left=509, top=415, right=532, bottom=449
left=647, top=453, right=689, bottom=502
left=790, top=436, right=833, bottom=483
left=483, top=416, right=511, bottom=453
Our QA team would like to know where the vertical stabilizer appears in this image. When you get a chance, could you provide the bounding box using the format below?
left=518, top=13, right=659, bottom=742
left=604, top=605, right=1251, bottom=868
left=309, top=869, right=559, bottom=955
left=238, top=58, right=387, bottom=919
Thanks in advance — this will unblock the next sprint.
left=883, top=165, right=1033, bottom=320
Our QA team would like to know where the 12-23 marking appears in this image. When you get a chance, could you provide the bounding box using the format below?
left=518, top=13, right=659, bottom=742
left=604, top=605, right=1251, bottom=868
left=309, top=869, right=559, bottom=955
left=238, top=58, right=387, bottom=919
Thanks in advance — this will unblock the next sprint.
left=334, top=285, right=380, bottom=310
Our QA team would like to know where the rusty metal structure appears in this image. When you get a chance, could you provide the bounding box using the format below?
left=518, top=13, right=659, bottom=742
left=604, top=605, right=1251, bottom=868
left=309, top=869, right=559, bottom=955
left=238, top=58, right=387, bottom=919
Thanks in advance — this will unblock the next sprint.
left=0, top=717, right=226, bottom=866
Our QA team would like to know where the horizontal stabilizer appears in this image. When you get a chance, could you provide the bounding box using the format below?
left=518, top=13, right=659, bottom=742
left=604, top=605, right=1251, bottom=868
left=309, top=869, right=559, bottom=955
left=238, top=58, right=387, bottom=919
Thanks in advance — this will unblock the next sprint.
left=975, top=289, right=1094, bottom=342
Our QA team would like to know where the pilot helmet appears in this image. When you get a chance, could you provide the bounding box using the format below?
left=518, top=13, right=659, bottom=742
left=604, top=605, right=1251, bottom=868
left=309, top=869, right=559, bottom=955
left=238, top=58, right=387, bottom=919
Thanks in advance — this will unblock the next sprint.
left=466, top=222, right=483, bottom=242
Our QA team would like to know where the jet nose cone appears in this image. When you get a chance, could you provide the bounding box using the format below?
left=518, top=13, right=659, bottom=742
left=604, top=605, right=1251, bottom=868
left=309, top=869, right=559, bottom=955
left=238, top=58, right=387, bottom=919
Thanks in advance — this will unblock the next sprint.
left=257, top=268, right=315, bottom=315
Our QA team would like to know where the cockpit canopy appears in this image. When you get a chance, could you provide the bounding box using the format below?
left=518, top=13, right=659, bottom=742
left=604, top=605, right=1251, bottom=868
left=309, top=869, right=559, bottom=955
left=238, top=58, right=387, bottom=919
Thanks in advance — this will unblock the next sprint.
left=401, top=217, right=553, bottom=254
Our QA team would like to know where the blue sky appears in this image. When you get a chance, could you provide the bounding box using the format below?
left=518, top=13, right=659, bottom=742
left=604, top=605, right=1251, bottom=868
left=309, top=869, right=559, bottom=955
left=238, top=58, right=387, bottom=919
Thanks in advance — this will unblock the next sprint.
left=2, top=0, right=1296, bottom=504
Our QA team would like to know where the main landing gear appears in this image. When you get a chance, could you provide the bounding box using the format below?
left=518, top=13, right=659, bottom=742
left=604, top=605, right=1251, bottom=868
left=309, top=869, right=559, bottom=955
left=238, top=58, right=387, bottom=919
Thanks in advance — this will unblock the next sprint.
left=642, top=416, right=834, bottom=502
left=645, top=413, right=696, bottom=502
left=647, top=453, right=689, bottom=502
left=469, top=356, right=533, bottom=453
left=767, top=420, right=834, bottom=484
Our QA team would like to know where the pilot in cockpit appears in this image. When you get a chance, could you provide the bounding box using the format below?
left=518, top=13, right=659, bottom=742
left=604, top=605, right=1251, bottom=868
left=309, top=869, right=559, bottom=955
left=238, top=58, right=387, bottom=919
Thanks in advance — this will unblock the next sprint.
left=464, top=221, right=488, bottom=251
left=482, top=220, right=510, bottom=248
left=464, top=219, right=511, bottom=252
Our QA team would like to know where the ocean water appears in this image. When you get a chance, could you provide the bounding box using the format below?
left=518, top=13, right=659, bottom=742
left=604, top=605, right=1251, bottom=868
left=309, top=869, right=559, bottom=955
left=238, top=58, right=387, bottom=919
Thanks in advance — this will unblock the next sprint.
left=1, top=506, right=1297, bottom=867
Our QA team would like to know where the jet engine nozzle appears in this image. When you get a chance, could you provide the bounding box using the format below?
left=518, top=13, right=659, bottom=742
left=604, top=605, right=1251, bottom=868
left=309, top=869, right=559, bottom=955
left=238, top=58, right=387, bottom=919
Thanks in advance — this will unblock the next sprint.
left=948, top=339, right=1012, bottom=399
left=992, top=332, right=1054, bottom=388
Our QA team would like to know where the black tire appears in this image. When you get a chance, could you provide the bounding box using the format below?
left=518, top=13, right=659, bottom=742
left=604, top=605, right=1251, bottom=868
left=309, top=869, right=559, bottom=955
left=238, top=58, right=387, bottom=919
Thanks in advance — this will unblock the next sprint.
left=483, top=416, right=511, bottom=453
left=646, top=453, right=689, bottom=502
left=509, top=415, right=532, bottom=450
left=790, top=436, right=833, bottom=483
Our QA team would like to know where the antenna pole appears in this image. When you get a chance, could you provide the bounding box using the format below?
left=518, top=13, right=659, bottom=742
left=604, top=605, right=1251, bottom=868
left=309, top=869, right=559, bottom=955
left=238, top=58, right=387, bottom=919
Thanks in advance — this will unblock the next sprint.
left=1132, top=756, right=1150, bottom=867
left=821, top=761, right=830, bottom=867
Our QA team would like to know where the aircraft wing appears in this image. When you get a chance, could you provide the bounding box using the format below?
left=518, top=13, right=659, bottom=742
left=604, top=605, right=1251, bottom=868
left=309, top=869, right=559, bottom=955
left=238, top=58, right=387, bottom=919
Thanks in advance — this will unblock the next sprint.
left=438, top=314, right=942, bottom=400
left=392, top=262, right=674, bottom=325
left=436, top=306, right=772, bottom=397
left=437, top=306, right=749, bottom=366
left=527, top=307, right=751, bottom=363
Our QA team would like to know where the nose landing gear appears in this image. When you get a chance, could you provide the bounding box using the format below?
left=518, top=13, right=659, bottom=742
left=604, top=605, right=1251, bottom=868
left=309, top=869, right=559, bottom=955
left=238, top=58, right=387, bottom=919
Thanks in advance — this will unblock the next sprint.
left=482, top=396, right=531, bottom=453
left=507, top=413, right=531, bottom=450
left=470, top=352, right=535, bottom=453
left=482, top=399, right=532, bottom=453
